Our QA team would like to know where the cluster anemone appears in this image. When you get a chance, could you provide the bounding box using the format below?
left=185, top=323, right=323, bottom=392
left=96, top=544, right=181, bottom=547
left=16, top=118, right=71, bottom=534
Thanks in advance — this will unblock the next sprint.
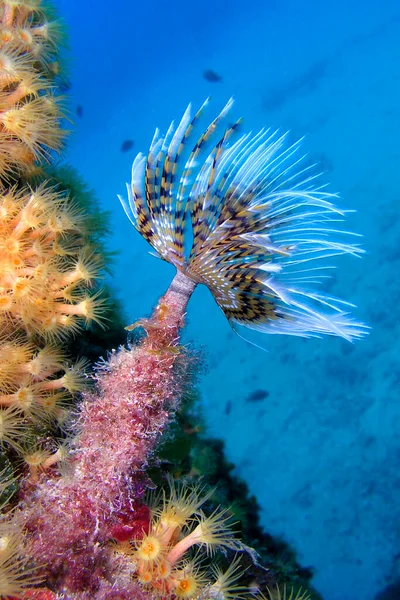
left=0, top=468, right=43, bottom=597
left=0, top=0, right=66, bottom=181
left=0, top=0, right=109, bottom=462
left=0, top=182, right=106, bottom=457
left=259, top=588, right=311, bottom=600
left=114, top=480, right=252, bottom=599
left=0, top=184, right=106, bottom=339
left=0, top=1, right=108, bottom=594
left=112, top=480, right=313, bottom=600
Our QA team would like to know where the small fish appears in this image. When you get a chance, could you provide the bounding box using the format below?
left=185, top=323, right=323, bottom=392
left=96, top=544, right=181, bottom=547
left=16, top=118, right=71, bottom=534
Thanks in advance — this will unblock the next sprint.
left=203, top=69, right=222, bottom=83
left=224, top=401, right=232, bottom=415
left=246, top=389, right=269, bottom=403
left=121, top=140, right=134, bottom=153
left=76, top=105, right=83, bottom=118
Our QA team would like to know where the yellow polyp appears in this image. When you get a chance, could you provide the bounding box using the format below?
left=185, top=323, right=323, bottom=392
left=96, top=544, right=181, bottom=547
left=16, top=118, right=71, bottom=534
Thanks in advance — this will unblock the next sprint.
left=57, top=255, right=99, bottom=288
left=22, top=445, right=66, bottom=481
left=156, top=559, right=172, bottom=580
left=36, top=395, right=56, bottom=413
left=136, top=535, right=161, bottom=562
left=0, top=295, right=13, bottom=312
left=54, top=294, right=107, bottom=329
left=111, top=540, right=134, bottom=555
left=15, top=387, right=34, bottom=413
left=58, top=314, right=79, bottom=329
left=175, top=574, right=198, bottom=598
left=23, top=449, right=51, bottom=469
left=9, top=143, right=35, bottom=168
left=26, top=348, right=64, bottom=379
left=5, top=82, right=31, bottom=106
left=0, top=522, right=43, bottom=592
left=17, top=28, right=33, bottom=45
left=9, top=256, right=24, bottom=269
left=36, top=392, right=67, bottom=423
left=0, top=405, right=26, bottom=450
left=0, top=237, right=20, bottom=255
left=13, top=278, right=34, bottom=299
left=138, top=570, right=153, bottom=585
left=40, top=313, right=75, bottom=340
left=0, top=29, right=13, bottom=44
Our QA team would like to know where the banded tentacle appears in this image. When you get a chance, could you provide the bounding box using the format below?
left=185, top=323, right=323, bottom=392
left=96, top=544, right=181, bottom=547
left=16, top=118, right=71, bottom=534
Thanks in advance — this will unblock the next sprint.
left=120, top=100, right=367, bottom=341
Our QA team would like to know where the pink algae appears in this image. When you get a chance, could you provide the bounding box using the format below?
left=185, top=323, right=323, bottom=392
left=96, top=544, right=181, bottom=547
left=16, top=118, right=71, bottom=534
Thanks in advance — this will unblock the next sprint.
left=19, top=273, right=196, bottom=597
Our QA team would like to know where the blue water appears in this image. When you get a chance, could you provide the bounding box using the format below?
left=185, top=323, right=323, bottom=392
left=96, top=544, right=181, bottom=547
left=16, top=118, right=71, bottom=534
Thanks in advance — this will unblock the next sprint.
left=55, top=2, right=400, bottom=598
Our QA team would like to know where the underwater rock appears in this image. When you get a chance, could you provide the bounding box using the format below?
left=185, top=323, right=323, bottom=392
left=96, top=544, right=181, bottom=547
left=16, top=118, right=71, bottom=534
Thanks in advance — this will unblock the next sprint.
left=374, top=579, right=400, bottom=600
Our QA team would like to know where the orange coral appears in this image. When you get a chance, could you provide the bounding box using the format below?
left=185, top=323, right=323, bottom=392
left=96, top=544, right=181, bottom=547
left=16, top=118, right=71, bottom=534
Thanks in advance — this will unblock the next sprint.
left=0, top=1, right=109, bottom=592
left=0, top=0, right=66, bottom=181
left=0, top=0, right=105, bottom=465
left=0, top=181, right=107, bottom=440
left=0, top=185, right=105, bottom=338
left=114, top=479, right=249, bottom=598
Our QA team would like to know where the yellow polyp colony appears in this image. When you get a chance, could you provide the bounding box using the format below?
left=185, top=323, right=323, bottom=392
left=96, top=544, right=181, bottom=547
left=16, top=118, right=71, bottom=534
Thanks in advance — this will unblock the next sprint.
left=258, top=587, right=311, bottom=600
left=114, top=480, right=251, bottom=599
left=0, top=405, right=26, bottom=451
left=0, top=0, right=111, bottom=592
left=137, top=535, right=162, bottom=563
left=0, top=184, right=107, bottom=446
left=174, top=567, right=203, bottom=598
left=0, top=0, right=107, bottom=485
left=1, top=188, right=103, bottom=335
left=0, top=0, right=67, bottom=181
left=0, top=470, right=44, bottom=596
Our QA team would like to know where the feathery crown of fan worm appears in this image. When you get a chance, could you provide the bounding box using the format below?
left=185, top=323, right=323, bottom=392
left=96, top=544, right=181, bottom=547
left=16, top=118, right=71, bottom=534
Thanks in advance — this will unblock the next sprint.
left=119, top=98, right=367, bottom=342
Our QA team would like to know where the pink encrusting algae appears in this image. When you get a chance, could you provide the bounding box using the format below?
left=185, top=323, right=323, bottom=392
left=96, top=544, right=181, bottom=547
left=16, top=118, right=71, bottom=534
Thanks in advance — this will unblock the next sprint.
left=18, top=272, right=196, bottom=597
